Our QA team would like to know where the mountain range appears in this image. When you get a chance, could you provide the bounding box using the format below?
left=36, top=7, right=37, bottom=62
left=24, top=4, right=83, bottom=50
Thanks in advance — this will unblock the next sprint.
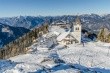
left=0, top=23, right=30, bottom=47
left=0, top=14, right=110, bottom=31
left=0, top=14, right=110, bottom=47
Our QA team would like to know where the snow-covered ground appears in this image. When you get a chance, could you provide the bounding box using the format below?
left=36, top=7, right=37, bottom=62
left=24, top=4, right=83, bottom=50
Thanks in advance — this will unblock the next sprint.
left=0, top=26, right=110, bottom=73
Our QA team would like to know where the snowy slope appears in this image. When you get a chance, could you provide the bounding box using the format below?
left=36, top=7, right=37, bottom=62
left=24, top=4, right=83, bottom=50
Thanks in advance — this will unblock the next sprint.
left=0, top=26, right=110, bottom=73
left=1, top=41, right=110, bottom=73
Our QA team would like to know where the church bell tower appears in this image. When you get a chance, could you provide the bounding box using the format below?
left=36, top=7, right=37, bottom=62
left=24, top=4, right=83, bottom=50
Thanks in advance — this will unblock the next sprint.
left=72, top=16, right=82, bottom=43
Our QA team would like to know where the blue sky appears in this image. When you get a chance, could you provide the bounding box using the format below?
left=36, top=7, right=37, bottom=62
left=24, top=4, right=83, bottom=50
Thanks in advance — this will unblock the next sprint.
left=0, top=0, right=110, bottom=17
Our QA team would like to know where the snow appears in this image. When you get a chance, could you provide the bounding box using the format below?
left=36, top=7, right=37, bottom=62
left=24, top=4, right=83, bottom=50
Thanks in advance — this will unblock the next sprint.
left=2, top=27, right=10, bottom=33
left=58, top=42, right=110, bottom=68
left=1, top=26, right=110, bottom=73
left=37, top=47, right=49, bottom=52
left=1, top=41, right=110, bottom=73
left=49, top=26, right=65, bottom=34
left=53, top=31, right=60, bottom=36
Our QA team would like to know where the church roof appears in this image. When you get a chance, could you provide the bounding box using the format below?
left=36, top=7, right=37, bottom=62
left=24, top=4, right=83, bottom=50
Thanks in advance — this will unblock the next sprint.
left=57, top=31, right=70, bottom=41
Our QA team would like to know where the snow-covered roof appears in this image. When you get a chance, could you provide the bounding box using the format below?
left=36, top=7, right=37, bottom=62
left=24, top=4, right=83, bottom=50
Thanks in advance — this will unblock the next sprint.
left=56, top=22, right=66, bottom=25
left=37, top=47, right=49, bottom=51
left=46, top=31, right=59, bottom=38
left=53, top=31, right=60, bottom=36
left=57, top=31, right=70, bottom=41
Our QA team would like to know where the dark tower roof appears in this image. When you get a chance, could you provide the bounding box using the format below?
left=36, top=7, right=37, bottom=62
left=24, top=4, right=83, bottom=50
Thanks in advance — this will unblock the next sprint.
left=75, top=16, right=81, bottom=25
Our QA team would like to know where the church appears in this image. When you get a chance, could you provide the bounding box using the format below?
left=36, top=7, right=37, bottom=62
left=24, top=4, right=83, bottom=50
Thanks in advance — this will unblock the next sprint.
left=57, top=17, right=82, bottom=45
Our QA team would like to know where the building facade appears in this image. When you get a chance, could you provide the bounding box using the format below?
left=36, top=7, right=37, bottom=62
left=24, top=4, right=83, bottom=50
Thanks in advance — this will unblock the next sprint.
left=57, top=17, right=82, bottom=45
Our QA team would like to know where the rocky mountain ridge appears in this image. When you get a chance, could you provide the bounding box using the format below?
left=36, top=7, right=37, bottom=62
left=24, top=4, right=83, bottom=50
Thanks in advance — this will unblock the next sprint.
left=0, top=23, right=30, bottom=47
left=0, top=14, right=110, bottom=31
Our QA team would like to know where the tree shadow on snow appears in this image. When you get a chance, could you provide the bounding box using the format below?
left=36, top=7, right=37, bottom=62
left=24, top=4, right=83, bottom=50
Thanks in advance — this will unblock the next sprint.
left=0, top=60, right=17, bottom=72
left=33, top=63, right=110, bottom=73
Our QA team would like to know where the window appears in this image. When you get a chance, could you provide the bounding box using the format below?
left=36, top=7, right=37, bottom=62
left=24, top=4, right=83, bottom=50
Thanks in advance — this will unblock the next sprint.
left=75, top=27, right=79, bottom=30
left=75, top=28, right=77, bottom=30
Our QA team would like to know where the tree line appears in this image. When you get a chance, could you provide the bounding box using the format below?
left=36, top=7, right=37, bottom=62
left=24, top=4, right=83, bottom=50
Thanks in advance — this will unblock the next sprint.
left=98, top=27, right=110, bottom=43
left=0, top=24, right=48, bottom=59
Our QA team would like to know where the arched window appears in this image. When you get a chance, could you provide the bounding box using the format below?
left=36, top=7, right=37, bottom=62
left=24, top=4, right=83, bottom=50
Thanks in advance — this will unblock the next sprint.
left=75, top=27, right=79, bottom=30
left=75, top=28, right=77, bottom=30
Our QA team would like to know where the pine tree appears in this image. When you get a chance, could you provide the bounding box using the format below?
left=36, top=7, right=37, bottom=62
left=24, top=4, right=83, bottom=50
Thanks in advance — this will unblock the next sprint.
left=98, top=28, right=105, bottom=42
left=98, top=27, right=109, bottom=42
left=107, top=33, right=110, bottom=43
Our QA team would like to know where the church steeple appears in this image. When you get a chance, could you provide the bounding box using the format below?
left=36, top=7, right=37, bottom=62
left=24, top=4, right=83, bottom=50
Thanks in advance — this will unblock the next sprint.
left=71, top=16, right=82, bottom=43
left=75, top=16, right=81, bottom=25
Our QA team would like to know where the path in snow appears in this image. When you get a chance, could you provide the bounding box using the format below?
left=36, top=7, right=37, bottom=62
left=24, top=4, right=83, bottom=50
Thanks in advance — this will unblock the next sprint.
left=1, top=42, right=110, bottom=73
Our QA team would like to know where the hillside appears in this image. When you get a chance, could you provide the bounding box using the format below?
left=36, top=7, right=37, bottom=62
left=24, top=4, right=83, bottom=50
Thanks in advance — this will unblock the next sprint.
left=0, top=26, right=110, bottom=73
left=0, top=23, right=30, bottom=47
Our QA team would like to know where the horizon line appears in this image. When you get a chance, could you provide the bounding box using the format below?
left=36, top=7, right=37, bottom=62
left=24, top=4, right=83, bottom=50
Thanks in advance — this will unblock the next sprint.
left=0, top=13, right=110, bottom=18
